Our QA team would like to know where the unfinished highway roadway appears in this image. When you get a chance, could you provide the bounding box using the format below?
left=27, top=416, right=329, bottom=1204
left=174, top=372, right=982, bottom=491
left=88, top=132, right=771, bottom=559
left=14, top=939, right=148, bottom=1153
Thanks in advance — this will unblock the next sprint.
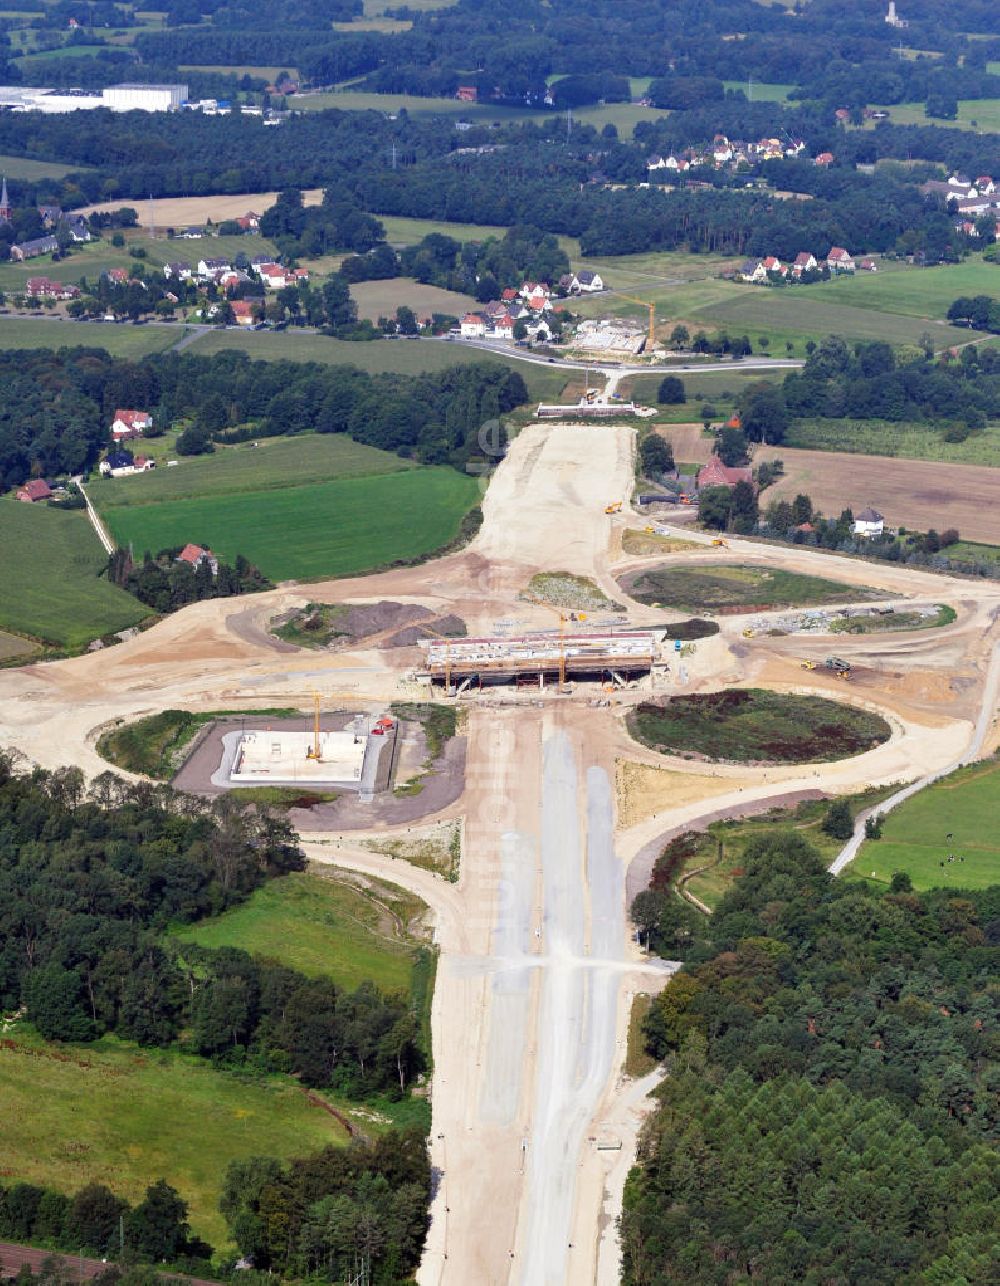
left=2, top=413, right=1000, bottom=1285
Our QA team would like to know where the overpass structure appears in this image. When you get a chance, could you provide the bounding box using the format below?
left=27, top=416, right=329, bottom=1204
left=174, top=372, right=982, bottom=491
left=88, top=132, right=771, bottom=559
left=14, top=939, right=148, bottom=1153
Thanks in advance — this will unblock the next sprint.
left=419, top=628, right=660, bottom=689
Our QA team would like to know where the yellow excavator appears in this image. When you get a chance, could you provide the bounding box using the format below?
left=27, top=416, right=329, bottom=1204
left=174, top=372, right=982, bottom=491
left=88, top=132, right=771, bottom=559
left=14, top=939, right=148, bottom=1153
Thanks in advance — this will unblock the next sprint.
left=605, top=500, right=623, bottom=514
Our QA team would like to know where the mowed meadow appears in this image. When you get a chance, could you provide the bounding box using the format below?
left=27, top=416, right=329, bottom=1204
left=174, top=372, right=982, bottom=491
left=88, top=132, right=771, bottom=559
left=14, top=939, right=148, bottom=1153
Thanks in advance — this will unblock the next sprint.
left=94, top=435, right=481, bottom=581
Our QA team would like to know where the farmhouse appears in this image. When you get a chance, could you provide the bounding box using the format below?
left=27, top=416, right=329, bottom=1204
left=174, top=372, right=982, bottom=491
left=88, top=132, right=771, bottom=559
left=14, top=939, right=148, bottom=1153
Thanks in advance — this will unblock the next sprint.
left=16, top=478, right=52, bottom=503
left=176, top=543, right=219, bottom=573
left=10, top=235, right=59, bottom=261
left=111, top=409, right=152, bottom=441
left=696, top=458, right=754, bottom=490
left=853, top=506, right=885, bottom=538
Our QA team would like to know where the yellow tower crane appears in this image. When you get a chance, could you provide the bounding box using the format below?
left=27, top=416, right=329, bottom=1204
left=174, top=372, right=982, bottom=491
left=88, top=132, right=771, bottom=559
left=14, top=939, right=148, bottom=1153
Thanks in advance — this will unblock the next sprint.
left=613, top=292, right=657, bottom=353
left=526, top=597, right=587, bottom=692
left=226, top=691, right=326, bottom=760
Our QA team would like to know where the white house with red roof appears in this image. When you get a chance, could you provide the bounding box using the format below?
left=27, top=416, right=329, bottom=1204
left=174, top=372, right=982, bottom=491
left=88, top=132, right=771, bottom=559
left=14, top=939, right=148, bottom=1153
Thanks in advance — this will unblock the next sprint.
left=791, top=252, right=818, bottom=277
left=460, top=312, right=487, bottom=338
left=826, top=246, right=855, bottom=273
left=176, top=543, right=219, bottom=573
left=230, top=299, right=257, bottom=326
left=111, top=409, right=153, bottom=441
left=761, top=256, right=787, bottom=277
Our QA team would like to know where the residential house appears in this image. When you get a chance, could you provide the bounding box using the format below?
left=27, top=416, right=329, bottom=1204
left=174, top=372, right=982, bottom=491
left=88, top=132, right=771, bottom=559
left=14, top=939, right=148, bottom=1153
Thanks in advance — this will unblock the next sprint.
left=859, top=257, right=878, bottom=272
left=236, top=211, right=260, bottom=231
left=16, top=478, right=52, bottom=503
left=696, top=458, right=754, bottom=490
left=519, top=281, right=550, bottom=299
left=26, top=276, right=80, bottom=300
left=64, top=215, right=90, bottom=243
left=230, top=299, right=257, bottom=326
left=814, top=151, right=834, bottom=167
left=501, top=287, right=519, bottom=302
left=762, top=255, right=787, bottom=277
left=105, top=267, right=129, bottom=285
left=826, top=246, right=855, bottom=273
left=494, top=313, right=515, bottom=338
left=111, top=408, right=153, bottom=441
left=162, top=261, right=193, bottom=281
left=853, top=506, right=885, bottom=538
left=180, top=226, right=205, bottom=239
left=10, top=235, right=59, bottom=261
left=739, top=259, right=768, bottom=284
left=197, top=256, right=231, bottom=278
left=257, top=263, right=289, bottom=289
left=790, top=251, right=818, bottom=277
left=460, top=312, right=487, bottom=338
left=456, top=85, right=478, bottom=102
left=99, top=450, right=135, bottom=477
left=219, top=269, right=252, bottom=293
left=251, top=254, right=278, bottom=269
left=37, top=204, right=63, bottom=227
left=574, top=269, right=603, bottom=293
left=176, top=543, right=219, bottom=573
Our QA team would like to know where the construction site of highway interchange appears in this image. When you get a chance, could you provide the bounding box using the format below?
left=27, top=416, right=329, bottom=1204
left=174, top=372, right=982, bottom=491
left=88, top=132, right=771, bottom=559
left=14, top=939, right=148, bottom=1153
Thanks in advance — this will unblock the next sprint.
left=2, top=418, right=999, bottom=1286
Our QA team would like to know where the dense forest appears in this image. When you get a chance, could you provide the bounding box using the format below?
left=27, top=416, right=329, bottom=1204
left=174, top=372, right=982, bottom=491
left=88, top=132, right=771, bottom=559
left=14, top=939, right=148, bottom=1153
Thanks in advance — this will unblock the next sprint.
left=0, top=347, right=528, bottom=488
left=625, top=831, right=999, bottom=1284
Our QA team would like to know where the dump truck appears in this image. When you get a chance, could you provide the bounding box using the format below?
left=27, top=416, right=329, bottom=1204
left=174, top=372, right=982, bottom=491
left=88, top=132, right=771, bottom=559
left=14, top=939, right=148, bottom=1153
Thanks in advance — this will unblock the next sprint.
left=711, top=538, right=729, bottom=548
left=825, top=656, right=852, bottom=678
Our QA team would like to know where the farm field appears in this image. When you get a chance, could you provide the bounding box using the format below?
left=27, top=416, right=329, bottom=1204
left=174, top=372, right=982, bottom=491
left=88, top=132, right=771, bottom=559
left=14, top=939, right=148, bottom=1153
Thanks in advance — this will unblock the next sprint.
left=76, top=188, right=324, bottom=225
left=99, top=467, right=480, bottom=580
left=0, top=500, right=150, bottom=648
left=628, top=689, right=891, bottom=764
left=0, top=1031, right=348, bottom=1249
left=0, top=152, right=91, bottom=179
left=94, top=434, right=410, bottom=508
left=782, top=418, right=1000, bottom=466
left=376, top=213, right=581, bottom=261
left=178, top=63, right=300, bottom=79
left=722, top=80, right=793, bottom=101
left=185, top=328, right=572, bottom=399
left=625, top=369, right=774, bottom=413
left=851, top=760, right=1000, bottom=890
left=0, top=315, right=179, bottom=355
left=756, top=444, right=1000, bottom=544
left=806, top=257, right=998, bottom=319
left=0, top=628, right=37, bottom=661
left=351, top=277, right=478, bottom=322
left=622, top=563, right=873, bottom=611
left=173, top=869, right=421, bottom=995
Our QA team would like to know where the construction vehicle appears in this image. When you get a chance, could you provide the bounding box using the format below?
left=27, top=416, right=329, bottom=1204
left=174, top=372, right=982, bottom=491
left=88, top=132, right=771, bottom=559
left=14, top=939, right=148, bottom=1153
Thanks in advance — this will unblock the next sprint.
left=679, top=493, right=694, bottom=506
left=800, top=659, right=817, bottom=671
left=742, top=628, right=753, bottom=638
left=605, top=500, right=623, bottom=514
left=371, top=716, right=395, bottom=737
left=614, top=291, right=657, bottom=352
left=711, top=538, right=729, bottom=548
left=825, top=656, right=852, bottom=679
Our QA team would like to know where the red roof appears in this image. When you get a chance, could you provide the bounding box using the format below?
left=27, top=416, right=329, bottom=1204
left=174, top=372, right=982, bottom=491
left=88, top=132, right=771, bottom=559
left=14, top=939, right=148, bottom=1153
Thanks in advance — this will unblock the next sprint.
left=177, top=543, right=211, bottom=565
left=231, top=300, right=253, bottom=317
left=725, top=413, right=742, bottom=429
left=18, top=478, right=52, bottom=501
left=501, top=287, right=518, bottom=301
left=828, top=246, right=851, bottom=260
left=114, top=409, right=151, bottom=428
left=697, top=458, right=754, bottom=490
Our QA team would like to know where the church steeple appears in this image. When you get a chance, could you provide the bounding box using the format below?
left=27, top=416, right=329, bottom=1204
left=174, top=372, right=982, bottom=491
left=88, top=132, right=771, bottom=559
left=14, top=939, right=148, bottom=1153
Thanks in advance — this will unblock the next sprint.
left=0, top=175, right=11, bottom=225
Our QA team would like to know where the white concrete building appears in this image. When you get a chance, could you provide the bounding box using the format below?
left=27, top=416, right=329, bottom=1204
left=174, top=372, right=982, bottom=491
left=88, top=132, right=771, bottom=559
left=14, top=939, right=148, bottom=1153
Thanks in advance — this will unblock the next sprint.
left=102, top=84, right=187, bottom=112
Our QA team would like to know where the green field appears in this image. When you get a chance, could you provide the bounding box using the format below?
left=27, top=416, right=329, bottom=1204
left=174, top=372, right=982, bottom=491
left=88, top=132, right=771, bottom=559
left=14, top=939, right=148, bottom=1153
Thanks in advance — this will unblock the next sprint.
left=184, top=328, right=571, bottom=399
left=785, top=417, right=1000, bottom=466
left=629, top=689, right=890, bottom=764
left=623, top=564, right=874, bottom=611
left=94, top=434, right=409, bottom=508
left=100, top=467, right=480, bottom=580
left=0, top=1031, right=349, bottom=1248
left=851, top=760, right=1000, bottom=890
left=722, top=80, right=793, bottom=101
left=865, top=99, right=1000, bottom=132
left=0, top=316, right=180, bottom=355
left=0, top=152, right=91, bottom=180
left=805, top=257, right=998, bottom=320
left=174, top=869, right=420, bottom=995
left=0, top=500, right=150, bottom=648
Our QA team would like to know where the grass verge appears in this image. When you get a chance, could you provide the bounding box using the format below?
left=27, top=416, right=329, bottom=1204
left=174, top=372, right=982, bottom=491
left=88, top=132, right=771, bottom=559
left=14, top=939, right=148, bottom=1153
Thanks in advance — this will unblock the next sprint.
left=628, top=688, right=891, bottom=764
left=625, top=995, right=657, bottom=1078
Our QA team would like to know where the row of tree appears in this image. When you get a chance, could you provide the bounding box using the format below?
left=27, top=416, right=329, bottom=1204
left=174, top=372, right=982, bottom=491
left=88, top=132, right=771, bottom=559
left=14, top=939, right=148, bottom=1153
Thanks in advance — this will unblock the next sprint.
left=106, top=547, right=271, bottom=613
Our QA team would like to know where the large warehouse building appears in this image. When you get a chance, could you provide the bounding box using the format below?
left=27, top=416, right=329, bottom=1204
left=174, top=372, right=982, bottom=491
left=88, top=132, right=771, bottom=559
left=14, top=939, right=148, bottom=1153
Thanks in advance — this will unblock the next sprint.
left=0, top=83, right=187, bottom=114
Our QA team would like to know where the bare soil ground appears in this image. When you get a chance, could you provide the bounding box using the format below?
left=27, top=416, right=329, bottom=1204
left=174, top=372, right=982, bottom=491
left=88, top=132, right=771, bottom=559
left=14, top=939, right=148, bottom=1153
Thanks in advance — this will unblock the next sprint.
left=653, top=422, right=714, bottom=465
left=757, top=444, right=1000, bottom=542
left=350, top=279, right=478, bottom=322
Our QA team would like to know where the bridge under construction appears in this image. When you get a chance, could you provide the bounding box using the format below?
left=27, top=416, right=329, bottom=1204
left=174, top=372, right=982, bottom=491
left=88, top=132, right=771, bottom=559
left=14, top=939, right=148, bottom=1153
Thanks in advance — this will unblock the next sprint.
left=419, top=629, right=661, bottom=691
